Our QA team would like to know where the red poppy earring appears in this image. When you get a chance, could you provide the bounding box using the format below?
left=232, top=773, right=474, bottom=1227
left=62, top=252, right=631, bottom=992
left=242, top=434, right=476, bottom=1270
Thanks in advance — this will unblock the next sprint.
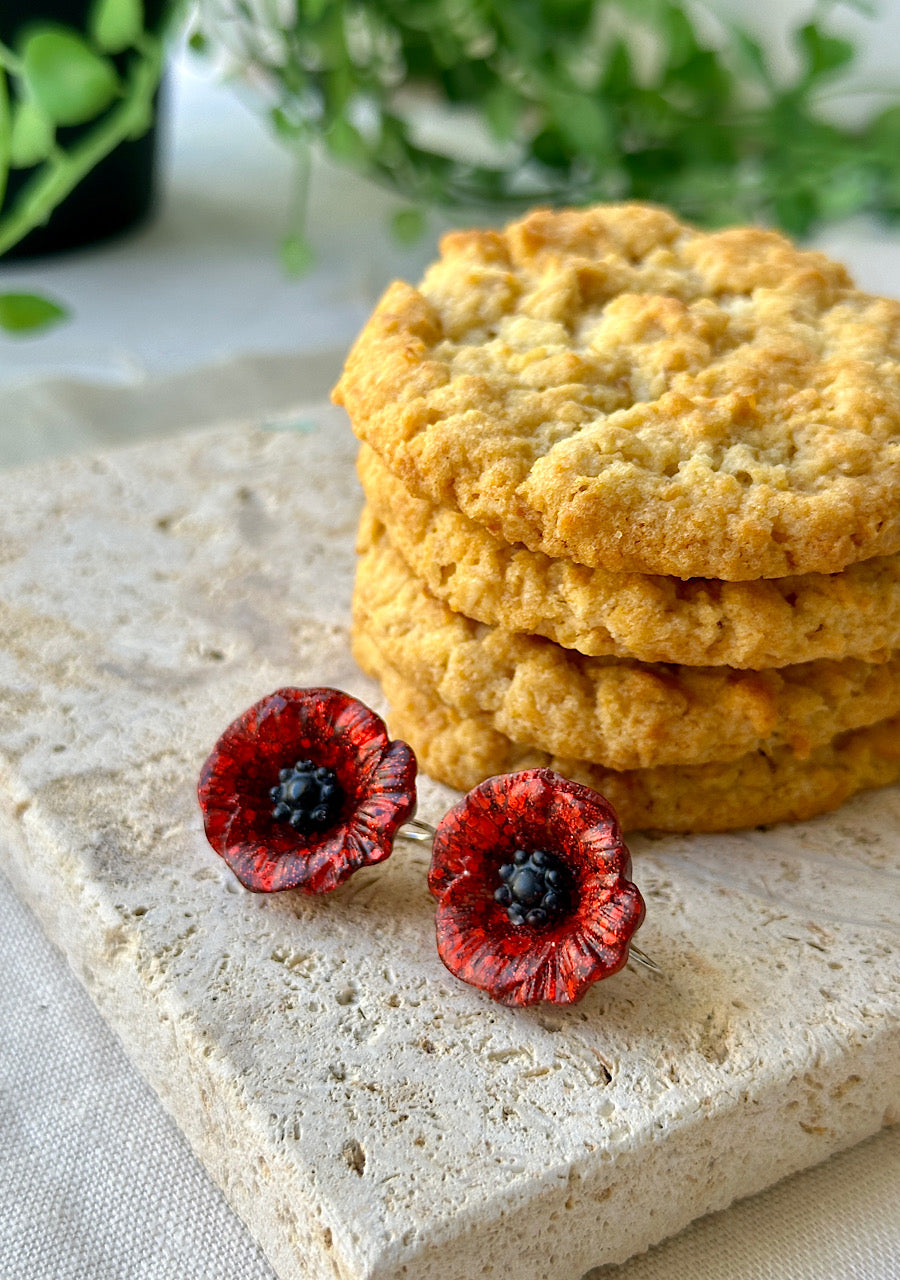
left=198, top=688, right=656, bottom=1006
left=197, top=687, right=418, bottom=894
left=426, top=770, right=654, bottom=1006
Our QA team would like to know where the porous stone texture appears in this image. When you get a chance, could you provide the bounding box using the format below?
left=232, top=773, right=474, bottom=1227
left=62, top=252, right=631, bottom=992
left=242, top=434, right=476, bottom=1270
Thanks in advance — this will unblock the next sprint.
left=0, top=414, right=897, bottom=1280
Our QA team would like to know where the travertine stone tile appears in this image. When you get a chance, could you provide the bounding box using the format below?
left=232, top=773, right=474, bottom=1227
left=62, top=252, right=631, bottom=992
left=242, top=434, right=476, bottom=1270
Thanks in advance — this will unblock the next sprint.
left=0, top=415, right=897, bottom=1280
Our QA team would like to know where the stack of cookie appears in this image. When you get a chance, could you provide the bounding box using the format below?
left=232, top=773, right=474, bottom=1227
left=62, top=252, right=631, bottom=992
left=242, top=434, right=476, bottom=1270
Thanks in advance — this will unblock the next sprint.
left=334, top=203, right=900, bottom=832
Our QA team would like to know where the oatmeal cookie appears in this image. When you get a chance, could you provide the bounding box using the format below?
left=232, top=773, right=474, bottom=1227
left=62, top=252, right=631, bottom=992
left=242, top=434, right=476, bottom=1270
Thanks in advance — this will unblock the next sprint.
left=334, top=204, right=900, bottom=581
left=358, top=446, right=900, bottom=668
left=352, top=525, right=900, bottom=770
left=358, top=649, right=900, bottom=833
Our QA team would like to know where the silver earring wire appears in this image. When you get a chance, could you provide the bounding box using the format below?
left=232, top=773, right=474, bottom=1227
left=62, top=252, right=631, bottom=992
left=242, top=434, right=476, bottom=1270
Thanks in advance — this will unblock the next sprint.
left=628, top=944, right=663, bottom=973
left=397, top=817, right=436, bottom=845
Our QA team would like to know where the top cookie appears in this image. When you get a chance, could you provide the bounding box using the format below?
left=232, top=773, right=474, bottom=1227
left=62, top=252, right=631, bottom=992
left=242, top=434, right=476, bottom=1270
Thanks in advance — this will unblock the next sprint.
left=333, top=203, right=900, bottom=581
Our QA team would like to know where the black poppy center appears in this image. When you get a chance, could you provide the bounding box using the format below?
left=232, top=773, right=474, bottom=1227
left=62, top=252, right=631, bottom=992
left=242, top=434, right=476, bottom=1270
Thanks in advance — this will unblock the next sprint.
left=270, top=760, right=343, bottom=835
left=494, top=848, right=571, bottom=927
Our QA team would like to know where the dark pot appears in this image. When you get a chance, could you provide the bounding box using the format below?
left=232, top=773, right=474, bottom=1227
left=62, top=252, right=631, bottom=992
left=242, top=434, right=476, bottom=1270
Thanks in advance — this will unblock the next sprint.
left=0, top=0, right=166, bottom=258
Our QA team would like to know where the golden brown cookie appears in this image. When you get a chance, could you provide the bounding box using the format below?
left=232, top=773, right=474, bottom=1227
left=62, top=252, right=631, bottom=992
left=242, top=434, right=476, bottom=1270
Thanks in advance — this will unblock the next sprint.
left=358, top=445, right=900, bottom=669
left=357, top=648, right=900, bottom=833
left=352, top=523, right=900, bottom=770
left=334, top=203, right=900, bottom=581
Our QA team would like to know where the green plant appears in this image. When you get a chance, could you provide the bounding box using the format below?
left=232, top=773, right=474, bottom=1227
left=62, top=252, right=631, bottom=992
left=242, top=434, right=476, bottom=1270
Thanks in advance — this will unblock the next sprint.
left=4, top=1, right=900, bottom=334
left=0, top=0, right=178, bottom=332
left=209, top=0, right=900, bottom=259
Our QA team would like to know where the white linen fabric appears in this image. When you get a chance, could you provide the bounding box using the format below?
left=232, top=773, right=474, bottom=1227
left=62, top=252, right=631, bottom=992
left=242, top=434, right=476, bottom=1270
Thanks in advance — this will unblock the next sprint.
left=589, top=1122, right=900, bottom=1280
left=0, top=871, right=278, bottom=1280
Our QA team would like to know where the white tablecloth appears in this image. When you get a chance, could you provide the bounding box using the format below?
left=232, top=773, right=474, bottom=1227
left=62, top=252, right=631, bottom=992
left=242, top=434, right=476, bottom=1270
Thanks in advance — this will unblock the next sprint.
left=0, top=50, right=898, bottom=1280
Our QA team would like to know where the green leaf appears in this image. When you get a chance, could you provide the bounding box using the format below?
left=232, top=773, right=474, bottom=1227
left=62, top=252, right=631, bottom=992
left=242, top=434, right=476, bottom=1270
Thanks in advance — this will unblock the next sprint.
left=300, top=0, right=331, bottom=20
left=0, top=292, right=69, bottom=334
left=324, top=116, right=367, bottom=162
left=549, top=92, right=613, bottom=156
left=661, top=3, right=703, bottom=67
left=391, top=206, right=426, bottom=244
left=125, top=93, right=153, bottom=139
left=271, top=105, right=306, bottom=142
left=531, top=126, right=571, bottom=170
left=9, top=99, right=55, bottom=167
left=484, top=84, right=519, bottom=143
left=773, top=188, right=819, bottom=236
left=601, top=40, right=634, bottom=98
left=89, top=0, right=144, bottom=55
left=0, top=67, right=11, bottom=209
left=816, top=168, right=873, bottom=221
left=665, top=49, right=731, bottom=103
left=796, top=23, right=855, bottom=81
left=869, top=104, right=900, bottom=155
left=281, top=234, right=315, bottom=277
left=20, top=28, right=119, bottom=127
left=538, top=0, right=593, bottom=31
left=731, top=29, right=772, bottom=87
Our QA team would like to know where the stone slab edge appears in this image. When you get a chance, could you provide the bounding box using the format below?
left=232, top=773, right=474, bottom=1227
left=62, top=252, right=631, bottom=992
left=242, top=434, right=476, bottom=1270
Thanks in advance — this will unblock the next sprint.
left=1, top=751, right=897, bottom=1280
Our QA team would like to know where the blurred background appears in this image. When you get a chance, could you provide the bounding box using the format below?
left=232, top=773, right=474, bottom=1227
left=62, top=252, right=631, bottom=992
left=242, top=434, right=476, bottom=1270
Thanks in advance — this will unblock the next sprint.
left=1, top=0, right=900, bottom=464
left=2, top=6, right=900, bottom=1280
